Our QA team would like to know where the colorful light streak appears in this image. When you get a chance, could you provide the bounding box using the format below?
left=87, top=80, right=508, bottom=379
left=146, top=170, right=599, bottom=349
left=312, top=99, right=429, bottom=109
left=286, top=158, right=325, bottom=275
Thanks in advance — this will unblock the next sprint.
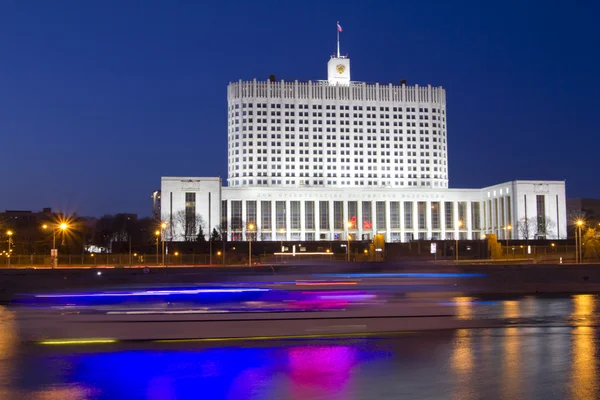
left=34, top=288, right=270, bottom=298
left=314, top=273, right=486, bottom=278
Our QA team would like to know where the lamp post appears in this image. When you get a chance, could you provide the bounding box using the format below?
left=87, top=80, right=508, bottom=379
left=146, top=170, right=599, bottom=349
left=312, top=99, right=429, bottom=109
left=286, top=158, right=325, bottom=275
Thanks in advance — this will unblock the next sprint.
left=576, top=220, right=584, bottom=263
left=6, top=230, right=13, bottom=267
left=456, top=220, right=463, bottom=263
left=248, top=223, right=255, bottom=266
left=504, top=225, right=512, bottom=256
left=42, top=222, right=69, bottom=269
left=160, top=222, right=167, bottom=267
left=154, top=230, right=160, bottom=266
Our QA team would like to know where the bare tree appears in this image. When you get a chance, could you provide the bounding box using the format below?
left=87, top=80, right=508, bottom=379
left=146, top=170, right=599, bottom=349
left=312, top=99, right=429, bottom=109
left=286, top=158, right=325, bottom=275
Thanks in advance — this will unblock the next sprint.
left=517, top=216, right=557, bottom=240
left=172, top=211, right=206, bottom=241
left=517, top=217, right=536, bottom=241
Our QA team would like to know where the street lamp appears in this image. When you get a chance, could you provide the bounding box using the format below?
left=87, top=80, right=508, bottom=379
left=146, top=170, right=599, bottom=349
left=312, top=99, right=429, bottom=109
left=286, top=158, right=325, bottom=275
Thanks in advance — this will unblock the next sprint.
left=6, top=230, right=13, bottom=267
left=154, top=230, right=160, bottom=266
left=503, top=225, right=512, bottom=256
left=160, top=222, right=167, bottom=267
left=576, top=219, right=584, bottom=263
left=42, top=222, right=69, bottom=268
left=456, top=220, right=463, bottom=263
left=247, top=223, right=255, bottom=266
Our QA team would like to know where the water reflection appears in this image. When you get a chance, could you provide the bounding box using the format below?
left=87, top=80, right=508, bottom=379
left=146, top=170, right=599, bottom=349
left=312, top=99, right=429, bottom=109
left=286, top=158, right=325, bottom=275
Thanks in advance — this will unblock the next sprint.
left=570, top=294, right=598, bottom=399
left=502, top=327, right=521, bottom=400
left=1, top=296, right=600, bottom=399
left=0, top=306, right=18, bottom=399
left=502, top=300, right=520, bottom=319
left=451, top=329, right=473, bottom=400
left=453, top=297, right=473, bottom=320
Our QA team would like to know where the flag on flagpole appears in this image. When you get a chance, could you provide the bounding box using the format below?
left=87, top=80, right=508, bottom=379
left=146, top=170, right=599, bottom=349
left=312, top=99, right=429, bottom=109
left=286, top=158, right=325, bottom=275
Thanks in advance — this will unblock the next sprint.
left=337, top=22, right=343, bottom=32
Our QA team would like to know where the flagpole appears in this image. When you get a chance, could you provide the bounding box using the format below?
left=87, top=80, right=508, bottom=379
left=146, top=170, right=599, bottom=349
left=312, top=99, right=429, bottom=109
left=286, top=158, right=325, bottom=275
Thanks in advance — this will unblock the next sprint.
left=337, top=21, right=340, bottom=58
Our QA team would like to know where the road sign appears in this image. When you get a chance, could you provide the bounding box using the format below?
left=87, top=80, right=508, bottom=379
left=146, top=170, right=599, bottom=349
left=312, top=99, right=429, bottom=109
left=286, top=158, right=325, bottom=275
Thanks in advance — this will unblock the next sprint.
left=430, top=243, right=437, bottom=254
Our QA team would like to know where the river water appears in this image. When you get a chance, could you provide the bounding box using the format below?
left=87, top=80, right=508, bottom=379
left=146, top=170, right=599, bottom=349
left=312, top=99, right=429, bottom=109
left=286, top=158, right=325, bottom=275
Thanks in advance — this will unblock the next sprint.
left=1, top=295, right=599, bottom=399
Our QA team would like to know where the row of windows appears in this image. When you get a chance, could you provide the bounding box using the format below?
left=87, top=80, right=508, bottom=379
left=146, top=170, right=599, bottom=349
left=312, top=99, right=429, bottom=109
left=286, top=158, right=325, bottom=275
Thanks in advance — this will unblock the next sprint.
left=228, top=179, right=448, bottom=187
left=232, top=103, right=445, bottom=114
left=223, top=199, right=475, bottom=234
left=229, top=112, right=445, bottom=121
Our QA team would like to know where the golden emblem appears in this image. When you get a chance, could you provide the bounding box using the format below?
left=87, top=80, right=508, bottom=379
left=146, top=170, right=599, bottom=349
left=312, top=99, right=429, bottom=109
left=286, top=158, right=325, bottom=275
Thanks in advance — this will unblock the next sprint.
left=336, top=64, right=345, bottom=74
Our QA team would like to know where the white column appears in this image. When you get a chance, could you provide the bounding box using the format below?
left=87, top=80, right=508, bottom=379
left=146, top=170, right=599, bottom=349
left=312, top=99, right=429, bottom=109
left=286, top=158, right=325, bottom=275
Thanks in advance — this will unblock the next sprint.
left=285, top=200, right=290, bottom=241
left=385, top=200, right=391, bottom=242
left=412, top=201, right=418, bottom=241
left=371, top=200, right=377, bottom=237
left=426, top=200, right=432, bottom=240
left=271, top=200, right=276, bottom=241
left=358, top=200, right=363, bottom=240
left=315, top=200, right=321, bottom=241
left=454, top=201, right=460, bottom=240
left=440, top=201, right=446, bottom=240
left=466, top=201, right=473, bottom=240
left=257, top=200, right=262, bottom=241
left=328, top=200, right=334, bottom=241
left=300, top=200, right=306, bottom=241
left=241, top=200, right=247, bottom=240
left=399, top=200, right=405, bottom=242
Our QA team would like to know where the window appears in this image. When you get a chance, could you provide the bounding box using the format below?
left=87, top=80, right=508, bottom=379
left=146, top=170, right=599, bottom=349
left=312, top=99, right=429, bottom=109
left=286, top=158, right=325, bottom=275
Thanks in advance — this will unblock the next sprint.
left=305, top=201, right=315, bottom=230
left=334, top=201, right=344, bottom=231
left=418, top=202, right=426, bottom=230
left=390, top=201, right=400, bottom=229
left=348, top=201, right=358, bottom=229
left=431, top=202, right=440, bottom=229
left=276, top=201, right=286, bottom=230
left=319, top=201, right=329, bottom=230
left=458, top=202, right=467, bottom=228
left=246, top=201, right=257, bottom=226
left=404, top=202, right=413, bottom=229
left=184, top=193, right=197, bottom=240
left=376, top=202, right=386, bottom=230
left=291, top=201, right=301, bottom=230
left=471, top=202, right=481, bottom=230
left=261, top=201, right=272, bottom=230
left=362, top=201, right=372, bottom=230
left=536, top=195, right=546, bottom=236
left=445, top=202, right=454, bottom=229
left=231, top=200, right=243, bottom=232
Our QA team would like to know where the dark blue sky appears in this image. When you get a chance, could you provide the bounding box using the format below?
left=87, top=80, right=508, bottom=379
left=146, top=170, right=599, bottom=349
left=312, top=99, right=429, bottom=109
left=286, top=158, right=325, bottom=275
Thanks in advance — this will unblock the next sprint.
left=1, top=1, right=598, bottom=217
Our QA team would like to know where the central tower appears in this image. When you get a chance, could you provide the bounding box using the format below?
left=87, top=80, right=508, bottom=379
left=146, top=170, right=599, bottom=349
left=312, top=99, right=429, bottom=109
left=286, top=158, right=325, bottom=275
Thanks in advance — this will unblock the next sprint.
left=327, top=56, right=351, bottom=85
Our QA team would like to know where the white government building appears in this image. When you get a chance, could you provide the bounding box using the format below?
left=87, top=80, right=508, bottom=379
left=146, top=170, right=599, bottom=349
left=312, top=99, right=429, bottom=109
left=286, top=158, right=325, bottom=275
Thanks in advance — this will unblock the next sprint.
left=160, top=48, right=567, bottom=243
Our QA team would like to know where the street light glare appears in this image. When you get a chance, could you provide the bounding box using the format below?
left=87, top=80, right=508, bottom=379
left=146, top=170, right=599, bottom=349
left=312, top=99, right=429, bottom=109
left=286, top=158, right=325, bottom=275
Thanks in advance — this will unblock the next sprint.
left=576, top=219, right=584, bottom=226
left=60, top=223, right=68, bottom=230
left=161, top=222, right=167, bottom=229
left=42, top=224, right=48, bottom=230
left=154, top=230, right=160, bottom=236
left=7, top=230, right=13, bottom=236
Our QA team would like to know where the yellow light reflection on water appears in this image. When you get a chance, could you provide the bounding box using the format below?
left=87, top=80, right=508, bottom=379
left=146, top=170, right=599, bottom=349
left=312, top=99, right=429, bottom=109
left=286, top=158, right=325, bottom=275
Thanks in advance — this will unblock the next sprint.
left=451, top=329, right=473, bottom=400
left=501, top=327, right=521, bottom=400
left=570, top=326, right=597, bottom=399
left=453, top=296, right=473, bottom=320
left=502, top=300, right=520, bottom=319
left=572, top=294, right=595, bottom=325
left=0, top=306, right=18, bottom=400
left=570, top=295, right=598, bottom=399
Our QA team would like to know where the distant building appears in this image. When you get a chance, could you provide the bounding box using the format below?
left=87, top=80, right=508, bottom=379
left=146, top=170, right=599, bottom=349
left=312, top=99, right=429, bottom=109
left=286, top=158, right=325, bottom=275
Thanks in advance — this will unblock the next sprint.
left=0, top=208, right=65, bottom=253
left=151, top=190, right=161, bottom=221
left=160, top=38, right=568, bottom=242
left=566, top=198, right=600, bottom=237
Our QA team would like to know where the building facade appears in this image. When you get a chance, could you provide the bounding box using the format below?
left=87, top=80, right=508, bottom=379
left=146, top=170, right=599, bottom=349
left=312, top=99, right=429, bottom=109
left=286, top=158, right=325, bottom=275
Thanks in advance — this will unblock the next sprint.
left=161, top=52, right=567, bottom=242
